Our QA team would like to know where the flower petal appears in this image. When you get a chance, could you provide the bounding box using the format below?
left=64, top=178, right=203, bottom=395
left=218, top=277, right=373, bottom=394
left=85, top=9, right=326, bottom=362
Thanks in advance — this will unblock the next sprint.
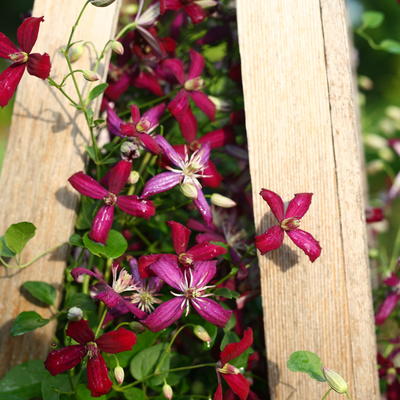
left=184, top=3, right=206, bottom=24
left=142, top=103, right=166, bottom=127
left=44, top=345, right=86, bottom=376
left=162, top=58, right=185, bottom=86
left=141, top=171, right=181, bottom=198
left=89, top=205, right=114, bottom=245
left=193, top=189, right=213, bottom=226
left=254, top=225, right=284, bottom=255
left=189, top=90, right=216, bottom=121
left=66, top=319, right=95, bottom=344
left=222, top=373, right=250, bottom=400
left=375, top=293, right=400, bottom=325
left=193, top=297, right=232, bottom=328
left=191, top=260, right=217, bottom=286
left=87, top=355, right=113, bottom=398
left=138, top=253, right=177, bottom=278
left=0, top=32, right=20, bottom=59
left=285, top=193, right=313, bottom=219
left=168, top=88, right=190, bottom=120
left=155, top=135, right=183, bottom=168
left=384, top=273, right=400, bottom=287
left=108, top=160, right=131, bottom=195
left=286, top=229, right=321, bottom=262
left=123, top=299, right=149, bottom=319
left=202, top=161, right=222, bottom=188
left=138, top=133, right=162, bottom=155
left=140, top=297, right=184, bottom=332
left=365, top=207, right=384, bottom=223
left=160, top=0, right=182, bottom=13
left=96, top=286, right=124, bottom=309
left=129, top=104, right=141, bottom=125
left=197, top=126, right=235, bottom=149
left=188, top=241, right=227, bottom=261
left=95, top=327, right=137, bottom=353
left=167, top=220, right=191, bottom=254
left=388, top=172, right=400, bottom=201
left=136, top=26, right=166, bottom=60
left=188, top=48, right=205, bottom=80
left=26, top=52, right=51, bottom=79
left=213, top=384, right=223, bottom=400
left=106, top=72, right=130, bottom=102
left=259, top=189, right=284, bottom=223
left=117, top=195, right=155, bottom=220
left=71, top=267, right=109, bottom=287
left=220, top=328, right=253, bottom=365
left=106, top=103, right=125, bottom=138
left=131, top=70, right=163, bottom=96
left=17, top=16, right=44, bottom=54
left=179, top=107, right=198, bottom=143
left=68, top=171, right=108, bottom=199
left=149, top=256, right=184, bottom=291
left=0, top=64, right=25, bottom=108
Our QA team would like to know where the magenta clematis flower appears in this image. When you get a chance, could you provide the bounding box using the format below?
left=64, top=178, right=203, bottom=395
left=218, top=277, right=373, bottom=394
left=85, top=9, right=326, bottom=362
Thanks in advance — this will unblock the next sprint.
left=140, top=256, right=232, bottom=332
left=138, top=220, right=227, bottom=278
left=254, top=189, right=322, bottom=262
left=375, top=273, right=400, bottom=325
left=0, top=16, right=51, bottom=107
left=106, top=103, right=165, bottom=155
left=213, top=328, right=253, bottom=400
left=141, top=135, right=213, bottom=225
left=365, top=206, right=384, bottom=223
left=69, top=160, right=155, bottom=244
left=72, top=262, right=148, bottom=320
left=44, top=319, right=136, bottom=397
left=160, top=0, right=217, bottom=24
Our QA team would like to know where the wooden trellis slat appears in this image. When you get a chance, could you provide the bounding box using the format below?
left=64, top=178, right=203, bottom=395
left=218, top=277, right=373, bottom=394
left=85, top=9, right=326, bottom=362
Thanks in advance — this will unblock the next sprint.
left=0, top=0, right=121, bottom=376
left=237, top=0, right=379, bottom=399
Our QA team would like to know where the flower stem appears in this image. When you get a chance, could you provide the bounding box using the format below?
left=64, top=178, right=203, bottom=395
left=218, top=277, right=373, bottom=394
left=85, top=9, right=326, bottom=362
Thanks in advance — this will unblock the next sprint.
left=66, top=1, right=91, bottom=51
left=321, top=388, right=332, bottom=400
left=389, top=225, right=400, bottom=271
left=95, top=309, right=108, bottom=338
left=345, top=390, right=352, bottom=400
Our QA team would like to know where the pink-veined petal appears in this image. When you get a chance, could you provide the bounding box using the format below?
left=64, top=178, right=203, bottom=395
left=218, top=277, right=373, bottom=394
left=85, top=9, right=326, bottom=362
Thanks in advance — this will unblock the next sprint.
left=0, top=32, right=20, bottom=59
left=139, top=253, right=177, bottom=278
left=17, top=16, right=44, bottom=53
left=71, top=267, right=109, bottom=287
left=106, top=103, right=125, bottom=138
left=0, top=64, right=25, bottom=108
left=155, top=134, right=183, bottom=168
left=259, top=189, right=284, bottom=223
left=188, top=48, right=205, bottom=80
left=96, top=286, right=123, bottom=309
left=375, top=293, right=400, bottom=325
left=384, top=273, right=400, bottom=287
left=285, top=193, right=313, bottom=219
left=213, top=384, right=223, bottom=400
left=189, top=90, right=216, bottom=121
left=202, top=161, right=222, bottom=188
left=189, top=243, right=226, bottom=262
left=193, top=297, right=232, bottom=328
left=66, top=319, right=95, bottom=344
left=108, top=160, right=131, bottom=195
left=220, top=328, right=253, bottom=365
left=130, top=104, right=141, bottom=125
left=191, top=260, right=217, bottom=286
left=68, top=171, right=108, bottom=199
left=254, top=225, right=284, bottom=255
left=193, top=189, right=213, bottom=226
left=95, top=327, right=137, bottom=353
left=197, top=126, right=235, bottom=149
left=184, top=3, right=207, bottom=24
left=141, top=172, right=181, bottom=198
left=149, top=256, right=184, bottom=291
left=44, top=345, right=86, bottom=376
left=26, top=52, right=51, bottom=79
left=136, top=26, right=166, bottom=60
left=222, top=373, right=250, bottom=400
left=123, top=298, right=149, bottom=319
left=162, top=58, right=185, bottom=85
left=167, top=220, right=191, bottom=254
left=140, top=297, right=184, bottom=332
left=138, top=133, right=162, bottom=155
left=89, top=205, right=114, bottom=245
left=116, top=195, right=156, bottom=220
left=160, top=0, right=182, bottom=13
left=131, top=70, right=163, bottom=96
left=168, top=88, right=189, bottom=120
left=286, top=229, right=321, bottom=262
left=142, top=102, right=166, bottom=127
left=179, top=107, right=198, bottom=143
left=194, top=141, right=211, bottom=166
left=87, top=355, right=113, bottom=398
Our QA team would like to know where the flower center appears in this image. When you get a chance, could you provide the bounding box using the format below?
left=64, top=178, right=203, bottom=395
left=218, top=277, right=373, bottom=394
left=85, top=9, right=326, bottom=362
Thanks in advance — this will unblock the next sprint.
left=103, top=192, right=117, bottom=206
left=184, top=77, right=205, bottom=91
left=178, top=253, right=194, bottom=266
left=86, top=342, right=99, bottom=359
left=280, top=217, right=301, bottom=231
left=218, top=363, right=241, bottom=375
left=184, top=286, right=206, bottom=299
left=112, top=269, right=138, bottom=293
left=136, top=118, right=151, bottom=133
left=9, top=52, right=28, bottom=63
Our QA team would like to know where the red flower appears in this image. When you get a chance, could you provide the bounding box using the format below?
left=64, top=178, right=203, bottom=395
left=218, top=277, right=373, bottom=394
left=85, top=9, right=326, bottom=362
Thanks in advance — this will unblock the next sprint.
left=44, top=319, right=136, bottom=397
left=160, top=0, right=217, bottom=24
left=0, top=16, right=51, bottom=107
left=214, top=328, right=253, bottom=400
left=254, top=190, right=321, bottom=262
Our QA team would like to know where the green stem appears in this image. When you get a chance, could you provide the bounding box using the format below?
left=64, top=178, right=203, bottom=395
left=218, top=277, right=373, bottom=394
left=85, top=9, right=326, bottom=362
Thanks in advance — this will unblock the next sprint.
left=158, top=200, right=193, bottom=214
left=355, top=29, right=381, bottom=50
left=119, top=94, right=174, bottom=117
left=321, top=388, right=332, bottom=400
left=114, top=21, right=138, bottom=42
left=236, top=244, right=255, bottom=268
left=66, top=1, right=91, bottom=51
left=114, top=322, right=131, bottom=330
left=345, top=390, right=352, bottom=400
left=0, top=242, right=68, bottom=269
left=60, top=70, right=85, bottom=86
left=389, top=225, right=400, bottom=271
left=132, top=226, right=152, bottom=247
left=95, top=309, right=108, bottom=338
left=98, top=258, right=113, bottom=318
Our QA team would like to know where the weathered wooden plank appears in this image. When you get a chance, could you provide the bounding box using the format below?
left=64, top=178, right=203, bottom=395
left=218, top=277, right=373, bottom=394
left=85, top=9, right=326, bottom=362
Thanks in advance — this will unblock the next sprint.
left=237, top=0, right=379, bottom=398
left=0, top=0, right=121, bottom=376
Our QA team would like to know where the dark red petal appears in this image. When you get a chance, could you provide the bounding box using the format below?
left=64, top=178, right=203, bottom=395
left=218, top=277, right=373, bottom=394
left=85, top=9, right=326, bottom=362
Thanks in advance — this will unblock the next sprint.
left=108, top=160, right=131, bottom=195
left=167, top=220, right=191, bottom=254
left=105, top=72, right=130, bottom=101
left=162, top=0, right=182, bottom=13
left=0, top=32, right=20, bottom=59
left=375, top=293, right=400, bottom=325
left=189, top=90, right=216, bottom=121
left=120, top=122, right=138, bottom=137
left=130, top=104, right=141, bottom=125
left=188, top=48, right=205, bottom=80
left=17, top=16, right=44, bottom=53
left=138, top=254, right=177, bottom=278
left=116, top=195, right=155, bottom=220
left=188, top=242, right=227, bottom=261
left=365, top=206, right=384, bottom=223
left=285, top=193, right=313, bottom=219
left=213, top=384, right=223, bottom=400
left=139, top=133, right=162, bottom=155
left=0, top=64, right=25, bottom=108
left=179, top=107, right=198, bottom=143
left=168, top=88, right=190, bottom=120
left=197, top=126, right=236, bottom=149
left=89, top=205, right=114, bottom=245
left=162, top=58, right=185, bottom=86
left=87, top=355, right=113, bottom=398
left=184, top=3, right=206, bottom=24
left=202, top=161, right=222, bottom=188
left=44, top=345, right=86, bottom=376
left=137, top=26, right=166, bottom=60
left=254, top=225, right=284, bottom=255
left=26, top=52, right=51, bottom=79
left=66, top=319, right=95, bottom=344
left=132, top=70, right=163, bottom=96
left=259, top=189, right=284, bottom=222
left=286, top=229, right=322, bottom=263
left=68, top=171, right=108, bottom=199
left=95, top=327, right=137, bottom=353
left=220, top=328, right=253, bottom=365
left=222, top=373, right=250, bottom=400
left=384, top=273, right=400, bottom=287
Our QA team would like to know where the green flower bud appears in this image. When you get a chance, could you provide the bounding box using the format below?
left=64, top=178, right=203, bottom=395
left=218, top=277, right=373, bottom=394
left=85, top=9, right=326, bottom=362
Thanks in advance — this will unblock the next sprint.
left=130, top=321, right=146, bottom=333
left=114, top=366, right=124, bottom=385
left=210, top=193, right=237, bottom=208
left=163, top=383, right=173, bottom=399
left=83, top=70, right=99, bottom=82
left=111, top=41, right=124, bottom=56
left=128, top=171, right=140, bottom=185
left=193, top=325, right=211, bottom=343
left=90, top=0, right=116, bottom=7
left=67, top=307, right=83, bottom=321
left=322, top=366, right=348, bottom=394
left=70, top=45, right=84, bottom=63
left=180, top=183, right=198, bottom=199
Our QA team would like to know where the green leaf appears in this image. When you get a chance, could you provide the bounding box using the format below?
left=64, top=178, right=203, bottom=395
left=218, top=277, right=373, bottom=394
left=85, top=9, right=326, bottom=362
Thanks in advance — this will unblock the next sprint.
left=123, top=388, right=145, bottom=400
left=380, top=39, right=400, bottom=54
left=41, top=375, right=73, bottom=400
left=69, top=234, right=85, bottom=247
left=65, top=292, right=96, bottom=311
left=202, top=322, right=218, bottom=351
left=23, top=281, right=57, bottom=305
left=224, top=313, right=237, bottom=332
left=214, top=288, right=240, bottom=299
left=85, top=146, right=97, bottom=163
left=5, top=222, right=36, bottom=256
left=83, top=230, right=128, bottom=259
left=87, top=107, right=94, bottom=126
left=101, top=157, right=121, bottom=164
left=87, top=83, right=108, bottom=104
left=75, top=196, right=94, bottom=230
left=1, top=235, right=16, bottom=257
left=362, top=11, right=384, bottom=29
left=76, top=384, right=107, bottom=400
left=0, top=360, right=51, bottom=399
left=287, top=351, right=326, bottom=382
left=11, top=311, right=49, bottom=336
left=220, top=331, right=239, bottom=351
left=93, top=119, right=105, bottom=127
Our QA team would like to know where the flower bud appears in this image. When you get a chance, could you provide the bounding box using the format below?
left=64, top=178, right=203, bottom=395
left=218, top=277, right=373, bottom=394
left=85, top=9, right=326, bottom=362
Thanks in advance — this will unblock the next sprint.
left=90, top=0, right=116, bottom=7
left=208, top=96, right=232, bottom=112
left=387, top=106, right=400, bottom=122
left=180, top=183, right=198, bottom=199
left=195, top=0, right=218, bottom=9
left=83, top=70, right=99, bottom=82
left=121, top=142, right=140, bottom=161
left=193, top=325, right=211, bottom=343
left=127, top=171, right=140, bottom=185
left=357, top=75, right=373, bottom=91
left=67, top=307, right=83, bottom=322
left=70, top=45, right=84, bottom=63
left=210, top=193, right=237, bottom=208
left=130, top=321, right=147, bottom=333
left=163, top=383, right=173, bottom=399
left=114, top=366, right=124, bottom=385
left=184, top=77, right=205, bottom=91
left=111, top=41, right=124, bottom=55
left=322, top=366, right=348, bottom=394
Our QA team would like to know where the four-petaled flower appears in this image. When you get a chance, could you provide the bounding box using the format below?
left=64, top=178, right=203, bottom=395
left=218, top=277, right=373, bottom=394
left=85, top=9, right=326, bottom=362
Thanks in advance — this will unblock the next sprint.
left=44, top=319, right=136, bottom=397
left=0, top=16, right=51, bottom=107
left=254, top=189, right=321, bottom=262
left=140, top=256, right=232, bottom=332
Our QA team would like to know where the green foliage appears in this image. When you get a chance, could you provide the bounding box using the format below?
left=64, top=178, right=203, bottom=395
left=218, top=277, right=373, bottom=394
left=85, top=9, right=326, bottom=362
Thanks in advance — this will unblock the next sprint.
left=362, top=11, right=384, bottom=29
left=11, top=311, right=49, bottom=336
left=87, top=83, right=108, bottom=104
left=5, top=222, right=36, bottom=256
left=220, top=330, right=239, bottom=351
left=379, top=39, right=400, bottom=54
left=0, top=235, right=15, bottom=257
left=69, top=233, right=85, bottom=247
left=287, top=351, right=326, bottom=382
left=214, top=288, right=240, bottom=299
left=65, top=293, right=96, bottom=311
left=76, top=196, right=94, bottom=230
left=83, top=230, right=127, bottom=258
left=41, top=375, right=73, bottom=400
left=123, top=388, right=145, bottom=400
left=23, top=281, right=57, bottom=306
left=76, top=384, right=107, bottom=399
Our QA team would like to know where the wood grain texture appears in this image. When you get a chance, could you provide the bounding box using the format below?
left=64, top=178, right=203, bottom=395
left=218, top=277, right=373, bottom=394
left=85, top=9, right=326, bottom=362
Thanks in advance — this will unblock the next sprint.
left=0, top=0, right=121, bottom=376
left=236, top=0, right=379, bottom=398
